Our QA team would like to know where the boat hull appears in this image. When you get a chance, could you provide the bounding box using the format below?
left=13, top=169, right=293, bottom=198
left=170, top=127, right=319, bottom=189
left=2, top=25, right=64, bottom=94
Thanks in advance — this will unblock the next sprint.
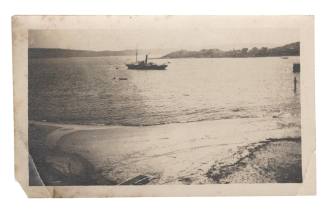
left=126, top=64, right=167, bottom=70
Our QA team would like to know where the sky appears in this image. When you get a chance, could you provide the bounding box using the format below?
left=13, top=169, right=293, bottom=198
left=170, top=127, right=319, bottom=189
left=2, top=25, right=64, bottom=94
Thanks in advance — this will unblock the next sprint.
left=29, top=16, right=300, bottom=51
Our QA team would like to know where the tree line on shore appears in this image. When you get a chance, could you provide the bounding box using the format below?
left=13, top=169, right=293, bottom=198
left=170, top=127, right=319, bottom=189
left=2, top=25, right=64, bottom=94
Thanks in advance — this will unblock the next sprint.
left=161, top=42, right=300, bottom=59
left=28, top=42, right=299, bottom=59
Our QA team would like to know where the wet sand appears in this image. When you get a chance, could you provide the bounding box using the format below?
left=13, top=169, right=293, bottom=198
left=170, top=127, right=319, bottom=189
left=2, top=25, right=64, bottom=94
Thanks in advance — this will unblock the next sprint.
left=207, top=138, right=302, bottom=183
left=28, top=117, right=301, bottom=185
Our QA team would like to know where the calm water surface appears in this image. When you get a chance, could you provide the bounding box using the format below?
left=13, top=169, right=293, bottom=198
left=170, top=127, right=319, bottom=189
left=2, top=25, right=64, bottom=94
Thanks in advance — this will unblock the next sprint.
left=29, top=56, right=300, bottom=126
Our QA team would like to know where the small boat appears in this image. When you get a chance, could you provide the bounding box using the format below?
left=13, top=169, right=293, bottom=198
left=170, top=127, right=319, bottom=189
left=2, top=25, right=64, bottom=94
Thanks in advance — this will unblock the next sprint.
left=281, top=56, right=289, bottom=59
left=126, top=50, right=168, bottom=70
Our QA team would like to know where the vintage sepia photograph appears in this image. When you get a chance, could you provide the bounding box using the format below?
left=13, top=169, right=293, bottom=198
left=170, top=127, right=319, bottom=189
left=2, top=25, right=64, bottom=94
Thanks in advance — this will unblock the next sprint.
left=13, top=16, right=315, bottom=197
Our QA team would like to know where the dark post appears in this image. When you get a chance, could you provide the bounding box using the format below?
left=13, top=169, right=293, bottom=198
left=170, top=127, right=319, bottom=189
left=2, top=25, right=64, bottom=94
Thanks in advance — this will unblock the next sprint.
left=145, top=54, right=148, bottom=64
left=294, top=77, right=297, bottom=93
left=293, top=63, right=300, bottom=73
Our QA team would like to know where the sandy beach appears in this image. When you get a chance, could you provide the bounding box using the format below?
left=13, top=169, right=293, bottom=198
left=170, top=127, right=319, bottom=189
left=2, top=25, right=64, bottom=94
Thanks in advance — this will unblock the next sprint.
left=29, top=116, right=301, bottom=185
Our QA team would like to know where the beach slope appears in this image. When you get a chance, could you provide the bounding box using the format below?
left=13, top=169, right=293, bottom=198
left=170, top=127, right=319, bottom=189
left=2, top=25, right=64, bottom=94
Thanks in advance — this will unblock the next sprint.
left=28, top=117, right=301, bottom=185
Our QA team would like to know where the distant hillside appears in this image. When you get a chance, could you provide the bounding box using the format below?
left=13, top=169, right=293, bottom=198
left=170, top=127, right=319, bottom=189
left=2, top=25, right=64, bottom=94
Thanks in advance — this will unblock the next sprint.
left=161, top=42, right=300, bottom=59
left=29, top=48, right=175, bottom=59
left=28, top=48, right=137, bottom=59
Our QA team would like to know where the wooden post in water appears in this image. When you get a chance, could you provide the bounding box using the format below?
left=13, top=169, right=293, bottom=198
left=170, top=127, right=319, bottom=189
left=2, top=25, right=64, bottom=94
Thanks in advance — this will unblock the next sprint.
left=293, top=63, right=300, bottom=73
left=294, top=76, right=297, bottom=93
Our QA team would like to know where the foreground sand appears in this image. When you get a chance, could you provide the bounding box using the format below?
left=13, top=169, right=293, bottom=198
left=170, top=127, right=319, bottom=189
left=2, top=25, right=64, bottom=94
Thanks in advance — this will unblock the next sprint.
left=207, top=138, right=302, bottom=183
left=28, top=117, right=301, bottom=185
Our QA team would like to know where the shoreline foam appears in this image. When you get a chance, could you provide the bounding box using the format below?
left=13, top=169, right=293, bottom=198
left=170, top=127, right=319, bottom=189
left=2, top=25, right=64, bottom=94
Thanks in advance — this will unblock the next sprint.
left=207, top=138, right=302, bottom=183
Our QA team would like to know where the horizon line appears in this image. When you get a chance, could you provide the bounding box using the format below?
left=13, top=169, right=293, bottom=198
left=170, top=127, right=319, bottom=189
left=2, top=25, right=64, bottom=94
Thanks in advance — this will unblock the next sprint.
left=28, top=41, right=300, bottom=52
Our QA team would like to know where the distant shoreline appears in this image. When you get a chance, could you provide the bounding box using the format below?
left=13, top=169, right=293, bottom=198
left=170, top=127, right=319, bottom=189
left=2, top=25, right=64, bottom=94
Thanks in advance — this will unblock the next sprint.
left=28, top=42, right=299, bottom=59
left=29, top=55, right=299, bottom=60
left=161, top=42, right=300, bottom=59
left=157, top=55, right=300, bottom=60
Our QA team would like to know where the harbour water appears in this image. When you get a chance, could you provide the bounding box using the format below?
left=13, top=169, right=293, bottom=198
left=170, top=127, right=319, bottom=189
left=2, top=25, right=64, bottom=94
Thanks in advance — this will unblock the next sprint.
left=29, top=56, right=300, bottom=126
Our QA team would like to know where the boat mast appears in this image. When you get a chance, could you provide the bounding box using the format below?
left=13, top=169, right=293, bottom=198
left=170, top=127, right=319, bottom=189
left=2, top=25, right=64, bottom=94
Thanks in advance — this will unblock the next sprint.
left=135, top=49, right=138, bottom=63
